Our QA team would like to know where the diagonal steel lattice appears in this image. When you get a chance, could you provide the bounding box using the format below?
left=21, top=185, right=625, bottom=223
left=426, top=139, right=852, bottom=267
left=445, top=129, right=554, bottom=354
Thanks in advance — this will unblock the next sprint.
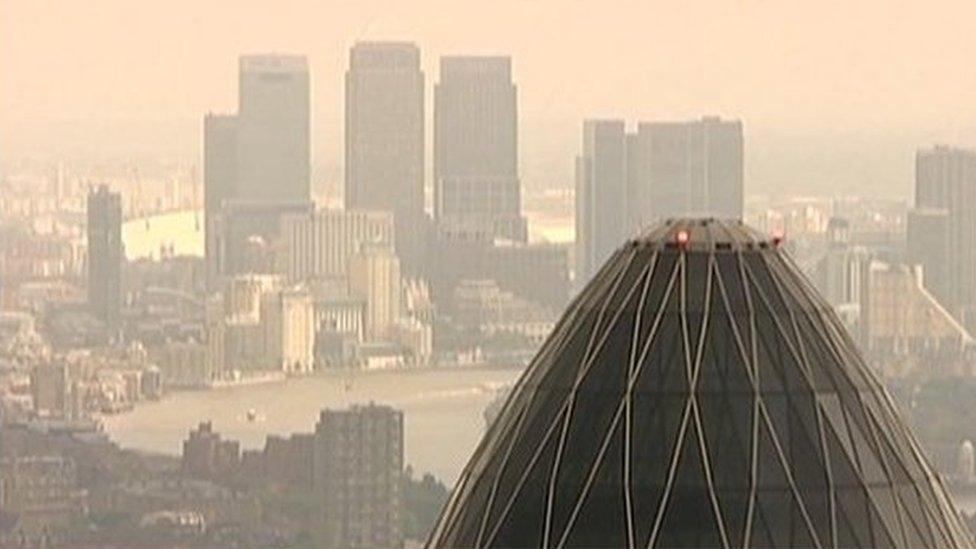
left=428, top=218, right=974, bottom=549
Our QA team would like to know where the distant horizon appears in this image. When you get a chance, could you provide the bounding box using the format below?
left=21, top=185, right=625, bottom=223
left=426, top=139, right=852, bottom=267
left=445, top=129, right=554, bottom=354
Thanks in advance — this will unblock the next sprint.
left=4, top=1, right=976, bottom=198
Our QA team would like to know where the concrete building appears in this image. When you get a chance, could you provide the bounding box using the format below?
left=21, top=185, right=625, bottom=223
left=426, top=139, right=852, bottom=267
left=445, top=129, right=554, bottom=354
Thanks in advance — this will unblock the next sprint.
left=236, top=55, right=310, bottom=204
left=348, top=244, right=401, bottom=342
left=30, top=362, right=70, bottom=419
left=204, top=55, right=312, bottom=284
left=575, top=120, right=629, bottom=284
left=181, top=421, right=241, bottom=481
left=314, top=405, right=403, bottom=548
left=211, top=200, right=312, bottom=278
left=262, top=286, right=315, bottom=373
left=914, top=146, right=976, bottom=328
left=435, top=56, right=525, bottom=242
left=203, top=114, right=238, bottom=289
left=812, top=217, right=871, bottom=309
left=0, top=456, right=89, bottom=541
left=86, top=185, right=122, bottom=329
left=574, top=116, right=744, bottom=284
left=345, top=42, right=426, bottom=275
left=637, top=116, right=744, bottom=222
left=225, top=274, right=283, bottom=322
left=279, top=209, right=394, bottom=282
left=860, top=261, right=974, bottom=378
left=431, top=236, right=569, bottom=312
left=906, top=207, right=951, bottom=308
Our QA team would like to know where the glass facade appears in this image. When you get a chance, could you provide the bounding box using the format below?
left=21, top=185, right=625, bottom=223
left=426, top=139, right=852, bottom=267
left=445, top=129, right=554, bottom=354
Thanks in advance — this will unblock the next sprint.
left=428, top=218, right=974, bottom=548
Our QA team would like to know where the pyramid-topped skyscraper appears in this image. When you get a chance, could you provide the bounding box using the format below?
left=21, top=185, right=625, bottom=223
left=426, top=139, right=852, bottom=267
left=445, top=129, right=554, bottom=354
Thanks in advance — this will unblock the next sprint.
left=429, top=218, right=973, bottom=548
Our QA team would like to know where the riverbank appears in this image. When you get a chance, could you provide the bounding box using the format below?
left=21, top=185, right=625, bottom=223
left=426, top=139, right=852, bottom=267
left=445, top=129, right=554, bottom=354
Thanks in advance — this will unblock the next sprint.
left=101, top=366, right=522, bottom=485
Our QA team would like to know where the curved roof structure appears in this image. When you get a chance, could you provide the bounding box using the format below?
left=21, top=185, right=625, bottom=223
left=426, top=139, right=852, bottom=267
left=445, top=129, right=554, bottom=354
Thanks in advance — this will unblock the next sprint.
left=429, top=218, right=973, bottom=548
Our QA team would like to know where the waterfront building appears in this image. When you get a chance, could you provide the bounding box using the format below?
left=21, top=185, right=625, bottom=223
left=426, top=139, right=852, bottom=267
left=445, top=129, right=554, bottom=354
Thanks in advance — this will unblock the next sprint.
left=279, top=208, right=394, bottom=283
left=348, top=243, right=401, bottom=342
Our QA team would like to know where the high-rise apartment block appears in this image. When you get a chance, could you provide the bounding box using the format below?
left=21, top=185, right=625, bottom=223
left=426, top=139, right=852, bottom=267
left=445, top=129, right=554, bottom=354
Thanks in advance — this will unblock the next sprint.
left=314, top=404, right=403, bottom=548
left=435, top=56, right=526, bottom=242
left=345, top=42, right=426, bottom=275
left=87, top=185, right=123, bottom=328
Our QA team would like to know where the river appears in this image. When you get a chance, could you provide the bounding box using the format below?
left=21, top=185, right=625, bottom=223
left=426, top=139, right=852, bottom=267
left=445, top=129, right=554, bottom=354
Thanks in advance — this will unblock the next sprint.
left=101, top=367, right=522, bottom=485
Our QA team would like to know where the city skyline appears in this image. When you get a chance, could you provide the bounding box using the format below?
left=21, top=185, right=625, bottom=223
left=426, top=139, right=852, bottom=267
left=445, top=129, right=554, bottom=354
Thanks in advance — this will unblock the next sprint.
left=6, top=2, right=976, bottom=546
left=4, top=1, right=976, bottom=198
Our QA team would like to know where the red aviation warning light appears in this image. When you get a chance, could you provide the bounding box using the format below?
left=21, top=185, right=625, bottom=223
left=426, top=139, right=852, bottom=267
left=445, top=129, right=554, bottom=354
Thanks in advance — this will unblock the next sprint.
left=675, top=229, right=690, bottom=248
left=771, top=228, right=785, bottom=246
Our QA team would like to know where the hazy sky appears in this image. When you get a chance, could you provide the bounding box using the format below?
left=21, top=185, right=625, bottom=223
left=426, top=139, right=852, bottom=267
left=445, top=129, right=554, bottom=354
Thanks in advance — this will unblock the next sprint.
left=3, top=0, right=976, bottom=197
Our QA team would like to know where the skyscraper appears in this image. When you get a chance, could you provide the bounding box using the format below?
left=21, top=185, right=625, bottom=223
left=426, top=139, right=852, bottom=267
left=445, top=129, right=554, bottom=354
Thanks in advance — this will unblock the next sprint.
left=204, top=113, right=238, bottom=289
left=575, top=120, right=629, bottom=285
left=638, top=116, right=744, bottom=221
left=429, top=218, right=972, bottom=548
left=237, top=54, right=310, bottom=203
left=345, top=42, right=426, bottom=275
left=204, top=55, right=312, bottom=284
left=87, top=185, right=122, bottom=328
left=435, top=56, right=525, bottom=241
left=574, top=116, right=744, bottom=285
left=914, top=145, right=976, bottom=328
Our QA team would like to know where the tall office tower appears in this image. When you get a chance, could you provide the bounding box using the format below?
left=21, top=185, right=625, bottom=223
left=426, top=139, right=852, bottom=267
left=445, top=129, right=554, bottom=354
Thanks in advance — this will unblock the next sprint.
left=435, top=56, right=526, bottom=241
left=915, top=146, right=976, bottom=327
left=639, top=116, right=744, bottom=221
left=906, top=207, right=951, bottom=308
left=279, top=209, right=395, bottom=282
left=204, top=55, right=311, bottom=284
left=348, top=243, right=401, bottom=342
left=575, top=120, right=629, bottom=285
left=237, top=55, right=310, bottom=203
left=573, top=116, right=744, bottom=286
left=204, top=114, right=238, bottom=289
left=87, top=185, right=122, bottom=329
left=429, top=218, right=972, bottom=549
left=345, top=42, right=426, bottom=275
left=314, top=404, right=404, bottom=548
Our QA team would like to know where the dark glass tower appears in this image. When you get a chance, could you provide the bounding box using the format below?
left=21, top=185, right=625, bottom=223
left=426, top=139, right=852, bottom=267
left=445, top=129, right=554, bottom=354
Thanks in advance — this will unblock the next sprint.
left=429, top=218, right=973, bottom=548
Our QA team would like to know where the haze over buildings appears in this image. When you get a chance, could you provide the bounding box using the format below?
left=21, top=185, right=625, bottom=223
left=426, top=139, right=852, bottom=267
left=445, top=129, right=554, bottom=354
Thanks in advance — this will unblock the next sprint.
left=6, top=1, right=976, bottom=546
